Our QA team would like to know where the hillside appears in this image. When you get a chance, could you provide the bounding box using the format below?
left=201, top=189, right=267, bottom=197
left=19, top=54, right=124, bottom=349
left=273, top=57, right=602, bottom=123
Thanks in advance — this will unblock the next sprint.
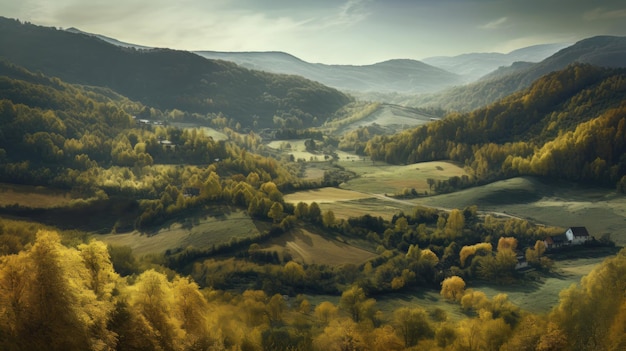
left=422, top=42, right=570, bottom=81
left=411, top=35, right=626, bottom=112
left=366, top=64, right=626, bottom=190
left=196, top=51, right=463, bottom=94
left=0, top=17, right=351, bottom=129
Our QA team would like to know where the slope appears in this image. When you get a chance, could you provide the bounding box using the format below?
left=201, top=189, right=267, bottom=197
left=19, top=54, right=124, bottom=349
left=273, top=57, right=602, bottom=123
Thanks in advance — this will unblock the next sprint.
left=422, top=42, right=570, bottom=81
left=412, top=35, right=626, bottom=112
left=0, top=17, right=351, bottom=129
left=366, top=64, right=626, bottom=189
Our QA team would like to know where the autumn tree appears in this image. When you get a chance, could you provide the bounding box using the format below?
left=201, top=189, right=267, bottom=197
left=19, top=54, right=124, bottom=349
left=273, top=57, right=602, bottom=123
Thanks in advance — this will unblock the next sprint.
left=440, top=275, right=465, bottom=302
left=393, top=306, right=434, bottom=347
left=339, top=286, right=377, bottom=323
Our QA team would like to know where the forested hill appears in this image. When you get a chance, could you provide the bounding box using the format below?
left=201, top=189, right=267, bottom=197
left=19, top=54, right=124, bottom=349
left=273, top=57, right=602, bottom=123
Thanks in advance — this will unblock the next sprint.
left=0, top=17, right=351, bottom=129
left=366, top=64, right=626, bottom=190
left=411, top=35, right=626, bottom=112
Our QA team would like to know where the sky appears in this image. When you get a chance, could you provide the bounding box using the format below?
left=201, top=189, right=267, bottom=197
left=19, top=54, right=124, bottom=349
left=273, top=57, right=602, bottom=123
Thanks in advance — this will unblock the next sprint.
left=2, top=0, right=626, bottom=65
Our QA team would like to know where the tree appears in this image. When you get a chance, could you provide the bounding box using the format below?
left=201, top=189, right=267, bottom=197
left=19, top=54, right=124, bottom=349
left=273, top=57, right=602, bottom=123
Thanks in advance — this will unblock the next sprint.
left=313, top=318, right=365, bottom=351
left=427, top=178, right=435, bottom=191
left=393, top=306, right=434, bottom=347
left=445, top=209, right=465, bottom=239
left=322, top=209, right=336, bottom=228
left=339, top=286, right=376, bottom=323
left=307, top=202, right=322, bottom=223
left=314, top=301, right=339, bottom=324
left=267, top=201, right=284, bottom=223
left=283, top=261, right=305, bottom=286
left=440, top=276, right=465, bottom=302
left=131, top=269, right=185, bottom=351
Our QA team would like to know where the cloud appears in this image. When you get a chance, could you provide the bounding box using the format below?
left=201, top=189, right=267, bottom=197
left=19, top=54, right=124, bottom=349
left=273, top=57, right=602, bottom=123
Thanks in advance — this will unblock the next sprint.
left=583, top=7, right=626, bottom=21
left=305, top=0, right=371, bottom=30
left=479, top=16, right=508, bottom=29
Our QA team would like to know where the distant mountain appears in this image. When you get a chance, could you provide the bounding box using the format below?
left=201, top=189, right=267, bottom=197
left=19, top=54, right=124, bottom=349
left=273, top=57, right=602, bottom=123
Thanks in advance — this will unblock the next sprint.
left=0, top=17, right=351, bottom=129
left=64, top=27, right=152, bottom=50
left=410, top=35, right=626, bottom=112
left=421, top=43, right=570, bottom=81
left=195, top=51, right=464, bottom=94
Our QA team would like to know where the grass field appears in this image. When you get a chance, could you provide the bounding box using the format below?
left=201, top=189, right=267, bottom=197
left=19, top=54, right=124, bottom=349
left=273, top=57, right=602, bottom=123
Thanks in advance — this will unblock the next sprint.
left=283, top=187, right=373, bottom=204
left=411, top=176, right=626, bottom=246
left=338, top=160, right=468, bottom=195
left=262, top=228, right=377, bottom=265
left=0, top=183, right=76, bottom=208
left=97, top=208, right=259, bottom=256
left=332, top=104, right=434, bottom=136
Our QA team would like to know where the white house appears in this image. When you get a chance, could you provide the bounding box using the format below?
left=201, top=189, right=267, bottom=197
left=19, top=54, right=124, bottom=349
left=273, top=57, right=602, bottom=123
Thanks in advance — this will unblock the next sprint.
left=565, top=227, right=591, bottom=245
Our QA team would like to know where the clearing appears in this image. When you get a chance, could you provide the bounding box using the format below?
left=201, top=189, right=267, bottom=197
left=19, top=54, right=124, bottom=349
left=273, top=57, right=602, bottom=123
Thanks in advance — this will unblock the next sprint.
left=339, top=160, right=468, bottom=195
left=262, top=228, right=377, bottom=266
left=97, top=208, right=259, bottom=256
left=0, top=183, right=77, bottom=208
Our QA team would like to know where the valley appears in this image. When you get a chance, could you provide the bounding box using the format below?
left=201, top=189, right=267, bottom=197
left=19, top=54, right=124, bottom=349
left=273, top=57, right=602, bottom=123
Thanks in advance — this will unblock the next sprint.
left=1, top=16, right=626, bottom=351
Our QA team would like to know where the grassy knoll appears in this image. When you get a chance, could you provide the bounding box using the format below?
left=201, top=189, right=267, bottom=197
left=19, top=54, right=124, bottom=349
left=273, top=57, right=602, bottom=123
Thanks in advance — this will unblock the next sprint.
left=338, top=160, right=468, bottom=195
left=0, top=183, right=77, bottom=208
left=97, top=208, right=259, bottom=256
left=331, top=104, right=434, bottom=136
left=470, top=252, right=612, bottom=314
left=262, top=227, right=377, bottom=265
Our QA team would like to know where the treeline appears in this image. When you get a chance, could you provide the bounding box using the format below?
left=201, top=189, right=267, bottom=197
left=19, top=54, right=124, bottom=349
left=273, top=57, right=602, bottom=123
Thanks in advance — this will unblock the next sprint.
left=178, top=201, right=568, bottom=300
left=366, top=64, right=626, bottom=190
left=1, top=226, right=624, bottom=351
left=0, top=17, right=352, bottom=130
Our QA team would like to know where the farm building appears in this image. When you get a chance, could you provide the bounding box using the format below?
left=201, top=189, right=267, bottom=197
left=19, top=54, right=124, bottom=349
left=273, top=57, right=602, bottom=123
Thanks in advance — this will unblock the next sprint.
left=565, top=226, right=591, bottom=245
left=544, top=234, right=568, bottom=250
left=544, top=226, right=592, bottom=249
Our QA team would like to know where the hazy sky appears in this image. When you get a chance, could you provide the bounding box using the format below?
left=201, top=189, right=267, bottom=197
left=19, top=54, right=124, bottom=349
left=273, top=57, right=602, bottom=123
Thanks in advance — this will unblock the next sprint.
left=3, top=0, right=626, bottom=64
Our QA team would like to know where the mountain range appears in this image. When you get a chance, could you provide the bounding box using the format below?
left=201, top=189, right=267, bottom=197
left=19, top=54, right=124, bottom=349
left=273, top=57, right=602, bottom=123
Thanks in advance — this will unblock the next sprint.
left=2, top=16, right=626, bottom=120
left=409, top=35, right=626, bottom=112
left=0, top=17, right=351, bottom=129
left=58, top=27, right=569, bottom=94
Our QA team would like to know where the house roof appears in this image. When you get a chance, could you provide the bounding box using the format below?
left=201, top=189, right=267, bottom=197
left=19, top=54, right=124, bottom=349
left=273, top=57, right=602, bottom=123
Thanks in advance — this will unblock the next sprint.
left=569, top=227, right=590, bottom=237
left=549, top=234, right=568, bottom=243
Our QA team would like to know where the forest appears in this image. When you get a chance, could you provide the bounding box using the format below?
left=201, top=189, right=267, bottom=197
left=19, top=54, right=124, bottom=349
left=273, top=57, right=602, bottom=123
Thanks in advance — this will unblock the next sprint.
left=1, top=18, right=626, bottom=351
left=366, top=64, right=626, bottom=191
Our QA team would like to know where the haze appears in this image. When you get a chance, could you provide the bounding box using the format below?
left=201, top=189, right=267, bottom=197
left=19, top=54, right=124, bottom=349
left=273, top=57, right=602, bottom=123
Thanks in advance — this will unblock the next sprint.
left=3, top=0, right=626, bottom=64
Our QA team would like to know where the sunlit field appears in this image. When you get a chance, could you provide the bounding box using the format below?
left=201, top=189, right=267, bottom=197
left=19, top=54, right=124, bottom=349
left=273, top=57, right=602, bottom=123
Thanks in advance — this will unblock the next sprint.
left=0, top=183, right=76, bottom=208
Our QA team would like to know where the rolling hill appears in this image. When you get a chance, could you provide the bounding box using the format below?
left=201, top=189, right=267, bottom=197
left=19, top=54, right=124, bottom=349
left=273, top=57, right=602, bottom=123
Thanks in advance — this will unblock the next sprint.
left=421, top=43, right=570, bottom=81
left=411, top=35, right=626, bottom=112
left=0, top=17, right=351, bottom=129
left=367, top=64, right=626, bottom=189
left=195, top=51, right=464, bottom=94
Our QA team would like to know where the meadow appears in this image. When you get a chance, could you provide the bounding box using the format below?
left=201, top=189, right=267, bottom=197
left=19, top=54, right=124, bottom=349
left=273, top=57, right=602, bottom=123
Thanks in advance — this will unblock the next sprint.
left=0, top=182, right=76, bottom=208
left=98, top=208, right=260, bottom=256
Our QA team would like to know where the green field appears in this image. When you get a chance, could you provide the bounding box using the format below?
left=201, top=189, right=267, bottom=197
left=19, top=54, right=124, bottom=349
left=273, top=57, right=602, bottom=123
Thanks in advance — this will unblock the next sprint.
left=338, top=160, right=468, bottom=195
